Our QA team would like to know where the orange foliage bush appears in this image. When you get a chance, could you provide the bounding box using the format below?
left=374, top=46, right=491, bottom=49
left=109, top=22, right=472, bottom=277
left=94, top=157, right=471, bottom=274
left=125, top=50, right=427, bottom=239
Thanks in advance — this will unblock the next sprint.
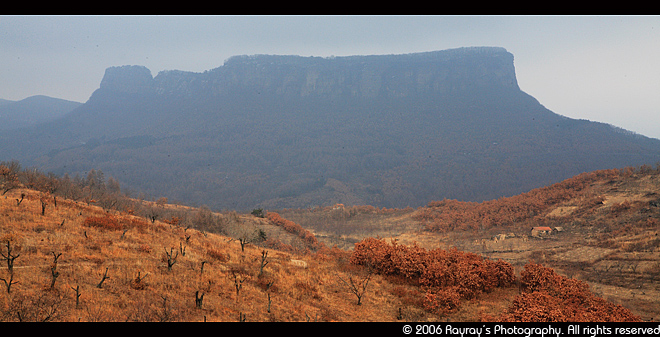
left=266, top=212, right=324, bottom=251
left=423, top=286, right=462, bottom=315
left=351, top=237, right=515, bottom=314
left=264, top=237, right=296, bottom=254
left=83, top=215, right=122, bottom=231
left=314, top=244, right=351, bottom=262
left=207, top=248, right=228, bottom=262
left=123, top=216, right=150, bottom=233
left=500, top=262, right=641, bottom=322
left=162, top=216, right=180, bottom=226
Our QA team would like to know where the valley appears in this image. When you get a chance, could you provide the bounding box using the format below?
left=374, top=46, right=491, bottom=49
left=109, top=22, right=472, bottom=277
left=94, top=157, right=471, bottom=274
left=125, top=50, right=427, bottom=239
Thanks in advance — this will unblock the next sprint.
left=280, top=166, right=660, bottom=321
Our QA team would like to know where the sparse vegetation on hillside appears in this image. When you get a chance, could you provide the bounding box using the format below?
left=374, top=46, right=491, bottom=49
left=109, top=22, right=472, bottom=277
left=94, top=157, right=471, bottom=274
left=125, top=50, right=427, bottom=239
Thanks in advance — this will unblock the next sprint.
left=278, top=164, right=660, bottom=321
left=0, top=184, right=429, bottom=321
left=0, top=160, right=657, bottom=321
left=414, top=167, right=646, bottom=233
left=408, top=164, right=660, bottom=321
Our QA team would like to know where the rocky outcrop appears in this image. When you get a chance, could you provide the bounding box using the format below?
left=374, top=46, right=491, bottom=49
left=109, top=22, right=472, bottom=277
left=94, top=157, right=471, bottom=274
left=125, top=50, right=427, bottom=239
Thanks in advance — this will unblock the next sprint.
left=98, top=65, right=155, bottom=95
left=208, top=46, right=519, bottom=99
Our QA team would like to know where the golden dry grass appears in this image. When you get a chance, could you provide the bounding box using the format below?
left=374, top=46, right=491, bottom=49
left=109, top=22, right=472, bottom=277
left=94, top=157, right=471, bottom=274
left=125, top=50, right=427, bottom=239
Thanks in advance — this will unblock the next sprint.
left=0, top=188, right=451, bottom=322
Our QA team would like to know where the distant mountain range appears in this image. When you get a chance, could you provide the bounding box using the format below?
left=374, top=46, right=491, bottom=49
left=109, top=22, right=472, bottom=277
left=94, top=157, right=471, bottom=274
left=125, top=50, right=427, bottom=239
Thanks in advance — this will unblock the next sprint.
left=0, top=95, right=81, bottom=130
left=1, top=47, right=659, bottom=211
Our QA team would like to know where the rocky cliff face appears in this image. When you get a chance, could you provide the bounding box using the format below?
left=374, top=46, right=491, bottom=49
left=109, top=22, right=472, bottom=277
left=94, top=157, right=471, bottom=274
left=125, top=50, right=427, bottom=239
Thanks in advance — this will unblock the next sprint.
left=98, top=65, right=155, bottom=95
left=213, top=46, right=518, bottom=98
left=94, top=47, right=519, bottom=101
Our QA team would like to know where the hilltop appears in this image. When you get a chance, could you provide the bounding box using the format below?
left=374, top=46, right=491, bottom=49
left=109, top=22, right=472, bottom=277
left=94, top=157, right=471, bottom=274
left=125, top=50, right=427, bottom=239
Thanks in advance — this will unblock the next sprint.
left=1, top=47, right=659, bottom=210
left=0, top=160, right=650, bottom=321
left=0, top=95, right=81, bottom=130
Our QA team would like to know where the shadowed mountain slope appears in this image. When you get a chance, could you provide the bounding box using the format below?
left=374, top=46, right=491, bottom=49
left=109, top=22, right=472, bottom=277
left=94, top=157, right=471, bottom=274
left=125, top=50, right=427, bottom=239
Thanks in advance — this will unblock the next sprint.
left=1, top=47, right=659, bottom=210
left=0, top=95, right=81, bottom=130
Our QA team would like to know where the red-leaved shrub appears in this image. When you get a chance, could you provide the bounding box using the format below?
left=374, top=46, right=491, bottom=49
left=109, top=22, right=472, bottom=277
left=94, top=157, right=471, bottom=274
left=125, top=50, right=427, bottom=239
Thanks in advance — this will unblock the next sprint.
left=83, top=215, right=122, bottom=231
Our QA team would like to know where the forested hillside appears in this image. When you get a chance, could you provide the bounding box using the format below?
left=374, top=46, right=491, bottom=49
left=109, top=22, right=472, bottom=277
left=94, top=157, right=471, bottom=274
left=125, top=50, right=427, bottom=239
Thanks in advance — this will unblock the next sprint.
left=1, top=47, right=659, bottom=211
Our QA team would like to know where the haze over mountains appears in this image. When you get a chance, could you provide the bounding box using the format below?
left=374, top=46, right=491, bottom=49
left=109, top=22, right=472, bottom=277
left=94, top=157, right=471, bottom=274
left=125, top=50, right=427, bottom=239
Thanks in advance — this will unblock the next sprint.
left=0, top=95, right=81, bottom=130
left=1, top=46, right=659, bottom=211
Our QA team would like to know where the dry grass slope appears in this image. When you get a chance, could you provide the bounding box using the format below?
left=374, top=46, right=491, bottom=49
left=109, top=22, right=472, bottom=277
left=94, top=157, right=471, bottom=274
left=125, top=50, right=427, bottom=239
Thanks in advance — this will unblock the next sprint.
left=0, top=188, right=446, bottom=322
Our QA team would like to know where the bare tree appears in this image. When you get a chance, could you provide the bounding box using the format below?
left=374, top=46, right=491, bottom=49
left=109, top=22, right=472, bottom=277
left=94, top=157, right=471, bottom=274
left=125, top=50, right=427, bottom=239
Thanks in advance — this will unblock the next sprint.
left=71, top=285, right=82, bottom=309
left=191, top=205, right=225, bottom=234
left=0, top=240, right=20, bottom=274
left=258, top=250, right=269, bottom=277
left=97, top=267, right=110, bottom=288
left=15, top=193, right=25, bottom=206
left=131, top=271, right=149, bottom=290
left=0, top=160, right=21, bottom=195
left=195, top=290, right=204, bottom=309
left=49, top=252, right=62, bottom=289
left=305, top=311, right=319, bottom=322
left=200, top=261, right=207, bottom=276
left=39, top=194, right=48, bottom=216
left=164, top=247, right=179, bottom=271
left=5, top=291, right=63, bottom=322
left=230, top=270, right=245, bottom=303
left=157, top=295, right=175, bottom=322
left=0, top=239, right=20, bottom=293
left=336, top=269, right=373, bottom=305
left=179, top=242, right=186, bottom=257
left=146, top=206, right=160, bottom=224
left=238, top=235, right=251, bottom=252
left=264, top=280, right=274, bottom=313
left=0, top=271, right=18, bottom=294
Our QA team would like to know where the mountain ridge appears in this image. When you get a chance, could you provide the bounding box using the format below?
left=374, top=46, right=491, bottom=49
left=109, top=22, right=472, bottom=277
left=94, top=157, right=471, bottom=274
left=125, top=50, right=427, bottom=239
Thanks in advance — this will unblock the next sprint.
left=0, top=95, right=81, bottom=130
left=92, top=46, right=519, bottom=101
left=1, top=47, right=659, bottom=210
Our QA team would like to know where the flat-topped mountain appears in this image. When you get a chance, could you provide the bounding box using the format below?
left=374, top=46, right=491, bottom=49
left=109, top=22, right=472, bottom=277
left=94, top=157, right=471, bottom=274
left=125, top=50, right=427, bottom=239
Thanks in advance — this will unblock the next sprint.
left=1, top=47, right=659, bottom=210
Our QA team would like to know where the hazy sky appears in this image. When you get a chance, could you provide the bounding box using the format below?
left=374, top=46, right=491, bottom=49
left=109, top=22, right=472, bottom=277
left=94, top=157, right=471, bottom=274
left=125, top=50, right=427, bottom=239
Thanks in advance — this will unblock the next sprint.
left=2, top=15, right=660, bottom=139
